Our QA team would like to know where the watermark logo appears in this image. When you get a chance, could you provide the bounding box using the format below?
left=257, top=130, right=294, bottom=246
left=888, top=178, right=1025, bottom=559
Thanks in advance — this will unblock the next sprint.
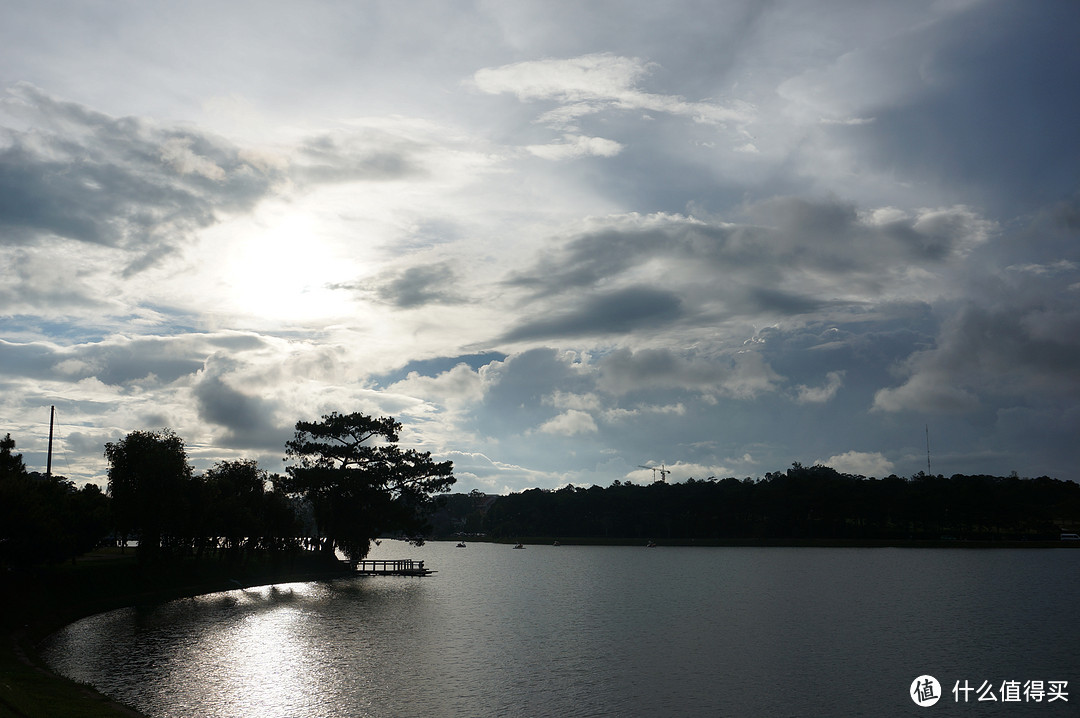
left=912, top=675, right=942, bottom=707
left=910, top=676, right=1069, bottom=707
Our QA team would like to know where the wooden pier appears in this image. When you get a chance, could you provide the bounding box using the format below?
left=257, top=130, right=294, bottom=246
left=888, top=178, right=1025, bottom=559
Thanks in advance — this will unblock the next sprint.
left=353, top=559, right=433, bottom=576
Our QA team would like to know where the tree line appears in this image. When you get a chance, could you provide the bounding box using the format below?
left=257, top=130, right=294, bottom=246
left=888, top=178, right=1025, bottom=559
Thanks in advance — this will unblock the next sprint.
left=0, top=433, right=110, bottom=566
left=0, top=412, right=455, bottom=568
left=473, top=463, right=1080, bottom=542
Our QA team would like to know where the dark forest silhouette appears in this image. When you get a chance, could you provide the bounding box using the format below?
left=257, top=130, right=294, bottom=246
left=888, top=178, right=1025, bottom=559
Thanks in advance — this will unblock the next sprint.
left=435, top=464, right=1080, bottom=543
left=5, top=422, right=1080, bottom=569
left=0, top=412, right=455, bottom=568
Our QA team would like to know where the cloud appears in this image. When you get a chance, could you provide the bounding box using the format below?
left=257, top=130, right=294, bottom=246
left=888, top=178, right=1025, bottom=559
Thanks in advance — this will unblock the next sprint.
left=472, top=52, right=754, bottom=143
left=473, top=53, right=654, bottom=106
left=501, top=286, right=683, bottom=342
left=544, top=391, right=602, bottom=412
left=776, top=2, right=1080, bottom=214
left=597, top=347, right=782, bottom=399
left=816, top=451, right=894, bottom=478
left=0, top=83, right=281, bottom=271
left=442, top=450, right=560, bottom=493
left=512, top=202, right=991, bottom=301
left=873, top=296, right=1080, bottom=414
left=385, top=363, right=486, bottom=407
left=500, top=202, right=993, bottom=356
left=795, top=370, right=845, bottom=404
left=536, top=409, right=598, bottom=436
left=601, top=402, right=685, bottom=422
left=2, top=3, right=1079, bottom=489
left=526, top=134, right=623, bottom=160
left=293, top=130, right=426, bottom=184
left=0, top=334, right=230, bottom=386
left=160, top=137, right=227, bottom=180
left=192, top=355, right=291, bottom=450
left=370, top=262, right=467, bottom=308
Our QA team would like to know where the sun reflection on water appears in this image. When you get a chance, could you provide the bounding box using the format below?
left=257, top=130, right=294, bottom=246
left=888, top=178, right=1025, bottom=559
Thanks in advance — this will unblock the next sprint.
left=153, top=584, right=332, bottom=718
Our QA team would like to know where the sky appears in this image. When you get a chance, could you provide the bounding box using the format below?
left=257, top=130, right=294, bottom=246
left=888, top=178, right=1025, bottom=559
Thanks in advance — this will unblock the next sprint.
left=2, top=0, right=1079, bottom=493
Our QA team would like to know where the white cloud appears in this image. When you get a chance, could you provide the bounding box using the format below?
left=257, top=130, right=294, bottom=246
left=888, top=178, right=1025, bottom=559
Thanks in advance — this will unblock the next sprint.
left=526, top=134, right=623, bottom=160
left=537, top=409, right=598, bottom=436
left=795, top=370, right=845, bottom=404
left=387, top=364, right=486, bottom=407
left=602, top=402, right=685, bottom=422
left=1006, top=260, right=1078, bottom=276
left=872, top=372, right=980, bottom=414
left=817, top=451, right=895, bottom=478
left=160, top=137, right=227, bottom=180
left=472, top=53, right=652, bottom=104
left=544, top=391, right=602, bottom=412
left=473, top=53, right=754, bottom=143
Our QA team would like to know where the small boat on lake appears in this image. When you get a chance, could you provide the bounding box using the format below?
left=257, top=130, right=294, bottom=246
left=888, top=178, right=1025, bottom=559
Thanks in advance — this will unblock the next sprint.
left=513, top=542, right=525, bottom=549
left=456, top=541, right=467, bottom=548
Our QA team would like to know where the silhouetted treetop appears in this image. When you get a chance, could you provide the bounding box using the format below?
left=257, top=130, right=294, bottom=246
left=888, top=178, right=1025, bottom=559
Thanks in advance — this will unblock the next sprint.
left=279, top=411, right=455, bottom=564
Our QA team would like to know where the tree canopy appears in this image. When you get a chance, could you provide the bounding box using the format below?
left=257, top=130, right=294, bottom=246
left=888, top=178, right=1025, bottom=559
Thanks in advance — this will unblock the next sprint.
left=104, top=428, right=193, bottom=561
left=279, top=411, right=455, bottom=564
left=1, top=434, right=109, bottom=567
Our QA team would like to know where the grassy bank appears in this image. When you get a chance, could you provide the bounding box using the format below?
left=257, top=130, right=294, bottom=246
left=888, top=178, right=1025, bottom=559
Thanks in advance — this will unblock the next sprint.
left=1, top=548, right=353, bottom=718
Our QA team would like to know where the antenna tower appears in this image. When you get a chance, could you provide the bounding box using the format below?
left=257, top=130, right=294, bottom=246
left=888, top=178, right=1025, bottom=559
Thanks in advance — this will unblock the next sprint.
left=925, top=424, right=932, bottom=477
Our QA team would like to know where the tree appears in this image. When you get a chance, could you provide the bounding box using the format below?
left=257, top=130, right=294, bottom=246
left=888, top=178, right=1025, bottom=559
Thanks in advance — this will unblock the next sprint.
left=279, top=412, right=455, bottom=564
left=1, top=433, right=110, bottom=566
left=104, top=429, right=193, bottom=561
left=0, top=433, right=27, bottom=478
left=204, top=459, right=267, bottom=557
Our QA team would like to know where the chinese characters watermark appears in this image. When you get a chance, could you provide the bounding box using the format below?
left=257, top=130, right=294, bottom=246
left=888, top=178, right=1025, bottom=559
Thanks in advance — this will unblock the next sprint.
left=911, top=676, right=1069, bottom=707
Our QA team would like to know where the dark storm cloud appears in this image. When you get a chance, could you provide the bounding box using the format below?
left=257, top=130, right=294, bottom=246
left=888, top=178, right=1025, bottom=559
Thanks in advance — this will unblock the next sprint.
left=595, top=346, right=781, bottom=398
left=746, top=287, right=830, bottom=316
left=875, top=278, right=1080, bottom=414
left=0, top=333, right=269, bottom=386
left=825, top=2, right=1080, bottom=216
left=193, top=359, right=286, bottom=450
left=327, top=262, right=469, bottom=308
left=0, top=340, right=57, bottom=381
left=513, top=198, right=987, bottom=299
left=503, top=199, right=989, bottom=343
left=500, top=286, right=683, bottom=342
left=0, top=83, right=281, bottom=269
left=375, top=263, right=466, bottom=308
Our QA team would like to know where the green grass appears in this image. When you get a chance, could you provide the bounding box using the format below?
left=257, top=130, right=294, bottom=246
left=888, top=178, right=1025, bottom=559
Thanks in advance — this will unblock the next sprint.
left=1, top=548, right=352, bottom=718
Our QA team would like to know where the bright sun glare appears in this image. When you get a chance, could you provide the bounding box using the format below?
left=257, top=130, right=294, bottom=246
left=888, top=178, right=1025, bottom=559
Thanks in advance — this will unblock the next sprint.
left=215, top=210, right=358, bottom=323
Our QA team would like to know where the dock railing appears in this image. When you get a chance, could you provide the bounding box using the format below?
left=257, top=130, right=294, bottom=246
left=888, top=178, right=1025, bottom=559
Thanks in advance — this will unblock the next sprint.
left=354, top=559, right=431, bottom=576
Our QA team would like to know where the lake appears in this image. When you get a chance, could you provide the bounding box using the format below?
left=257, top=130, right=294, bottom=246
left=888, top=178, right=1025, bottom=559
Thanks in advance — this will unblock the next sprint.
left=42, top=542, right=1079, bottom=716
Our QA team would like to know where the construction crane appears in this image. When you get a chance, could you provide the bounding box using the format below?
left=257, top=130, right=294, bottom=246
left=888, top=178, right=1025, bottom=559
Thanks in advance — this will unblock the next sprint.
left=638, top=463, right=670, bottom=482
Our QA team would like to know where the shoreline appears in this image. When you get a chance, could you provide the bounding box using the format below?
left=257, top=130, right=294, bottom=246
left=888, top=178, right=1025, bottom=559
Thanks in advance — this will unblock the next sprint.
left=1, top=548, right=354, bottom=718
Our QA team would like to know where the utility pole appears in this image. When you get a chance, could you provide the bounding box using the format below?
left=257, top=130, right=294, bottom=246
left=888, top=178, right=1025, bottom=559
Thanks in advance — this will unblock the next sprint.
left=925, top=424, right=932, bottom=477
left=47, top=405, right=55, bottom=479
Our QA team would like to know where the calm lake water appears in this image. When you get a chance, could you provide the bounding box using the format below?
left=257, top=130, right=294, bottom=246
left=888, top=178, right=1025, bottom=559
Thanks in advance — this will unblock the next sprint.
left=43, top=542, right=1079, bottom=717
